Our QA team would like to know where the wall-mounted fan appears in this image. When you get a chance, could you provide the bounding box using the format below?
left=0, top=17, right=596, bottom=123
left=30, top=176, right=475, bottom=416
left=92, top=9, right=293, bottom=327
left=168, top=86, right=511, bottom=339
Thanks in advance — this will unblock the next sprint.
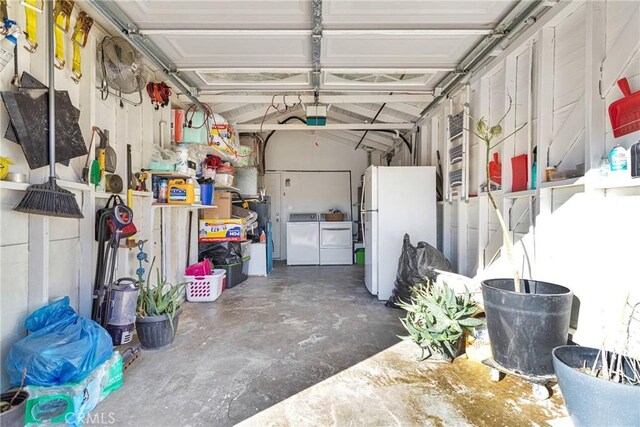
left=97, top=36, right=148, bottom=107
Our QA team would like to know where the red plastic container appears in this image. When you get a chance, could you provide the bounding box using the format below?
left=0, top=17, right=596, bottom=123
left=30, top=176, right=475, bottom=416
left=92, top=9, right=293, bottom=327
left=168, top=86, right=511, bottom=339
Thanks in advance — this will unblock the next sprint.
left=511, top=154, right=528, bottom=192
left=609, top=78, right=640, bottom=138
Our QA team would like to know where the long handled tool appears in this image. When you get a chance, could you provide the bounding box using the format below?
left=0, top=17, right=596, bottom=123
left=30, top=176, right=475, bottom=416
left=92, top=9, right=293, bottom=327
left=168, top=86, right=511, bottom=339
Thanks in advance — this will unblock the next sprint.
left=124, top=144, right=138, bottom=248
left=82, top=126, right=101, bottom=187
left=14, top=2, right=82, bottom=218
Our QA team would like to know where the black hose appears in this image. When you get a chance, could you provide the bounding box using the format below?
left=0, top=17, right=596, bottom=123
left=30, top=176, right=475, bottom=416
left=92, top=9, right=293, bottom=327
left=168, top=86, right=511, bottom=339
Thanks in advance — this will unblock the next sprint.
left=261, top=116, right=308, bottom=170
left=375, top=130, right=412, bottom=154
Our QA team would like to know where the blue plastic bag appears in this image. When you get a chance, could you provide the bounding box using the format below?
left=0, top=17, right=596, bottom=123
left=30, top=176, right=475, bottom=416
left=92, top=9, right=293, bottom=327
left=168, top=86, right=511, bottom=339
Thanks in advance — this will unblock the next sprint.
left=5, top=297, right=113, bottom=387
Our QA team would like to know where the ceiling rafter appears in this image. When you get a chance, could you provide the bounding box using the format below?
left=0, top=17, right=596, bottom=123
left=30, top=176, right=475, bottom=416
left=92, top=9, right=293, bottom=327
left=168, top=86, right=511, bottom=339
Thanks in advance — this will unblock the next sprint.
left=322, top=130, right=389, bottom=152
left=187, top=94, right=433, bottom=104
left=341, top=130, right=396, bottom=147
left=332, top=104, right=409, bottom=123
left=211, top=103, right=254, bottom=115
left=326, top=111, right=397, bottom=144
left=382, top=103, right=425, bottom=118
left=237, top=122, right=414, bottom=132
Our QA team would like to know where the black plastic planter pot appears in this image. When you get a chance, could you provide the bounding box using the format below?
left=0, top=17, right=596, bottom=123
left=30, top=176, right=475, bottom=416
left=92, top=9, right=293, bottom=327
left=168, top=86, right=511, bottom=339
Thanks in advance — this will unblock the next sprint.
left=553, top=345, right=640, bottom=427
left=481, top=279, right=572, bottom=376
left=135, top=309, right=181, bottom=350
left=0, top=391, right=29, bottom=427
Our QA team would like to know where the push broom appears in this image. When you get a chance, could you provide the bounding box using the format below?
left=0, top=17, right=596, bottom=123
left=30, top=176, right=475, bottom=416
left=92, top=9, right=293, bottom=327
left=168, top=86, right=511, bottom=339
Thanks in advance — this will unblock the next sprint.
left=14, top=2, right=83, bottom=219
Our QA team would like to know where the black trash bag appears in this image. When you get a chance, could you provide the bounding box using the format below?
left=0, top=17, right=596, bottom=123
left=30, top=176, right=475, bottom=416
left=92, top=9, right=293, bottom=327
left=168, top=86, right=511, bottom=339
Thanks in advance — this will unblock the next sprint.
left=386, top=234, right=453, bottom=308
left=199, top=241, right=242, bottom=266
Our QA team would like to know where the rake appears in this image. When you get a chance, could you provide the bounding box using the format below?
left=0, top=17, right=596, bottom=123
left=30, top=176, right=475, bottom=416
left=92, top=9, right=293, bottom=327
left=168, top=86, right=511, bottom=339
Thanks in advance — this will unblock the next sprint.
left=14, top=3, right=83, bottom=219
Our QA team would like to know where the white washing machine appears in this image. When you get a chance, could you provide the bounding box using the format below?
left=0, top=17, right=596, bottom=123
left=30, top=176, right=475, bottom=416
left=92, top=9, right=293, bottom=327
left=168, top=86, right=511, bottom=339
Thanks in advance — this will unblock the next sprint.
left=286, top=213, right=320, bottom=265
left=319, top=221, right=353, bottom=265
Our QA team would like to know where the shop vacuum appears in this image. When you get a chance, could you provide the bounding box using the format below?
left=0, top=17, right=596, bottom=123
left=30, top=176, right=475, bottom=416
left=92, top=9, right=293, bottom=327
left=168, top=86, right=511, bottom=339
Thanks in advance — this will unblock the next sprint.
left=93, top=199, right=141, bottom=368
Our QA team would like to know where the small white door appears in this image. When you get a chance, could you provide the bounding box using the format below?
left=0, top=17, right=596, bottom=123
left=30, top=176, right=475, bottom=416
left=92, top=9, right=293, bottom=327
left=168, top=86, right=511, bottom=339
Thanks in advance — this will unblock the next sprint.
left=265, top=172, right=282, bottom=259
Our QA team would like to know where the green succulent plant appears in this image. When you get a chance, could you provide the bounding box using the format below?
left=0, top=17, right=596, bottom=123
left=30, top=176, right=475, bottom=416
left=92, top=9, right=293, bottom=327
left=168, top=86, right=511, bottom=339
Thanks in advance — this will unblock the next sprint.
left=399, top=281, right=484, bottom=361
left=137, top=257, right=187, bottom=332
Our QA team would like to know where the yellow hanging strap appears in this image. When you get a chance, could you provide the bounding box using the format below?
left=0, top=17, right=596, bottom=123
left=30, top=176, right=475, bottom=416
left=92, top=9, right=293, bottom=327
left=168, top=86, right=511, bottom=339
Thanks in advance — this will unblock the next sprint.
left=0, top=0, right=9, bottom=24
left=21, top=0, right=42, bottom=53
left=1, top=0, right=11, bottom=37
left=70, top=10, right=92, bottom=83
left=53, top=0, right=73, bottom=69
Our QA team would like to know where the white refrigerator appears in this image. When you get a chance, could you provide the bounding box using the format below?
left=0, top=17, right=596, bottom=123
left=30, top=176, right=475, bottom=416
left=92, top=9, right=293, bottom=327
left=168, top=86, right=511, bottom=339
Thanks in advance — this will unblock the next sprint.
left=362, top=166, right=437, bottom=301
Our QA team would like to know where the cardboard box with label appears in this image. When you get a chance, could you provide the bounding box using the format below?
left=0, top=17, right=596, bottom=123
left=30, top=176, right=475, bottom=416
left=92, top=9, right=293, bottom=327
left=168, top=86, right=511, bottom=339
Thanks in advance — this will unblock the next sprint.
left=199, top=191, right=232, bottom=219
left=199, top=218, right=246, bottom=242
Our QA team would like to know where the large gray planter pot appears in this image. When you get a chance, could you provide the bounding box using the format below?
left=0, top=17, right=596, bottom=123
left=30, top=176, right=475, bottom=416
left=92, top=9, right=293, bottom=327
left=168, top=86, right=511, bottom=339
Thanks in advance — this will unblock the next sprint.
left=481, top=278, right=572, bottom=376
left=135, top=308, right=182, bottom=350
left=553, top=345, right=640, bottom=427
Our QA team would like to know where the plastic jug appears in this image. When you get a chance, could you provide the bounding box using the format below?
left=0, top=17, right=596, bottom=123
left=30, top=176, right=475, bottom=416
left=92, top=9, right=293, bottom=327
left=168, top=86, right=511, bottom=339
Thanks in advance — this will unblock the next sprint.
left=167, top=179, right=195, bottom=204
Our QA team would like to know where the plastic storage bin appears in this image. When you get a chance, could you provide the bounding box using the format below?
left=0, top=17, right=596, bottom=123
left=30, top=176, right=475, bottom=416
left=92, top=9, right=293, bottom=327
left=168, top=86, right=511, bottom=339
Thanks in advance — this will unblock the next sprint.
left=242, top=256, right=251, bottom=276
left=185, top=269, right=226, bottom=302
left=218, top=262, right=247, bottom=289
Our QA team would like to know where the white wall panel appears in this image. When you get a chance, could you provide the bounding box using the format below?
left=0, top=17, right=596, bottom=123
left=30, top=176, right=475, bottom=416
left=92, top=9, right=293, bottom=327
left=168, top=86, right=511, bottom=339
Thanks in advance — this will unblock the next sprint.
left=0, top=9, right=165, bottom=390
left=429, top=0, right=639, bottom=353
left=0, top=244, right=29, bottom=388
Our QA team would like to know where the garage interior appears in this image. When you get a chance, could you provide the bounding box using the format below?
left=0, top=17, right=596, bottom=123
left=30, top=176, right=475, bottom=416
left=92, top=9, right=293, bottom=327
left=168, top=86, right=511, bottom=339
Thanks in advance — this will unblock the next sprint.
left=0, top=0, right=639, bottom=426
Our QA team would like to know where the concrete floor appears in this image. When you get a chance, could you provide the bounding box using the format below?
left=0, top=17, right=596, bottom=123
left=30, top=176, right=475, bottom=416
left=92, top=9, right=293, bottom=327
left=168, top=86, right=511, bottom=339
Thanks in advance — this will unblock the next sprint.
left=239, top=340, right=569, bottom=427
left=95, top=263, right=406, bottom=426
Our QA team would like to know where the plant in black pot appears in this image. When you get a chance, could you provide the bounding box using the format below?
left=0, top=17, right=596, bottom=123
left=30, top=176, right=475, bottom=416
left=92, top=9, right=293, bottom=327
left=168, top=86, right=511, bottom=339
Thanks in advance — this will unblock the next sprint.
left=399, top=281, right=484, bottom=361
left=552, top=301, right=640, bottom=426
left=1, top=369, right=29, bottom=427
left=136, top=259, right=187, bottom=349
left=468, top=101, right=573, bottom=378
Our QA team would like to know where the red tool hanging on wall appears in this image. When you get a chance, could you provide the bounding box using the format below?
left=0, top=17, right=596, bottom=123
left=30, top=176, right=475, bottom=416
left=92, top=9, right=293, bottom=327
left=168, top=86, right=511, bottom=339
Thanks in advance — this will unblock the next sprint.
left=146, top=82, right=171, bottom=110
left=608, top=78, right=640, bottom=138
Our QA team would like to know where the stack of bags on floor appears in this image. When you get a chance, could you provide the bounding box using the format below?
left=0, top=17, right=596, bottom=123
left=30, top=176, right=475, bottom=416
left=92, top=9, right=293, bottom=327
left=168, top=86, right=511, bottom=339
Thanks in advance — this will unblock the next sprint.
left=4, top=298, right=123, bottom=426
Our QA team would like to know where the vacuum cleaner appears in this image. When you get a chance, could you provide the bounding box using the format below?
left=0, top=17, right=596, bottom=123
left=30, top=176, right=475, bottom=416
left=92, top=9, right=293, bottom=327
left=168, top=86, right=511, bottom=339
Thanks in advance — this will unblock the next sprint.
left=93, top=203, right=139, bottom=346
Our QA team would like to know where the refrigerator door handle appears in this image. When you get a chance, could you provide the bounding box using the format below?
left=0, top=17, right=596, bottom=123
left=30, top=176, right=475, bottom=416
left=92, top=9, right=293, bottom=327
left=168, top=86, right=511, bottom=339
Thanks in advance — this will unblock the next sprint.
left=361, top=175, right=366, bottom=211
left=360, top=177, right=366, bottom=242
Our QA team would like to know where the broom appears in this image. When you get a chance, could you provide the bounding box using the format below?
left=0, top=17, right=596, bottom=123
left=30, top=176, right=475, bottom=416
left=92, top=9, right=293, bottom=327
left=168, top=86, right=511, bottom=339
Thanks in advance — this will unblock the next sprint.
left=14, top=3, right=83, bottom=219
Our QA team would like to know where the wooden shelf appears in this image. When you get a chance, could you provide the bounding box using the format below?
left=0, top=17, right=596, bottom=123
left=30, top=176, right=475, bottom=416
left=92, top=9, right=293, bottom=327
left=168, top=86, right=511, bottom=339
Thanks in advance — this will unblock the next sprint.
left=0, top=179, right=91, bottom=192
left=590, top=176, right=640, bottom=190
left=215, top=184, right=240, bottom=192
left=58, top=180, right=90, bottom=191
left=503, top=189, right=537, bottom=199
left=94, top=191, right=153, bottom=199
left=0, top=180, right=29, bottom=191
left=538, top=176, right=585, bottom=189
left=478, top=189, right=503, bottom=196
left=152, top=203, right=217, bottom=209
left=148, top=171, right=193, bottom=179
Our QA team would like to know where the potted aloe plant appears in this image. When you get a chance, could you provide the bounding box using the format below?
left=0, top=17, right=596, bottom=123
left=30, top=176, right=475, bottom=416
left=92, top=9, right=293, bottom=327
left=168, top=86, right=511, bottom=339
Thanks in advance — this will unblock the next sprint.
left=136, top=259, right=187, bottom=349
left=469, top=101, right=573, bottom=377
left=552, top=300, right=640, bottom=426
left=399, top=281, right=484, bottom=361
